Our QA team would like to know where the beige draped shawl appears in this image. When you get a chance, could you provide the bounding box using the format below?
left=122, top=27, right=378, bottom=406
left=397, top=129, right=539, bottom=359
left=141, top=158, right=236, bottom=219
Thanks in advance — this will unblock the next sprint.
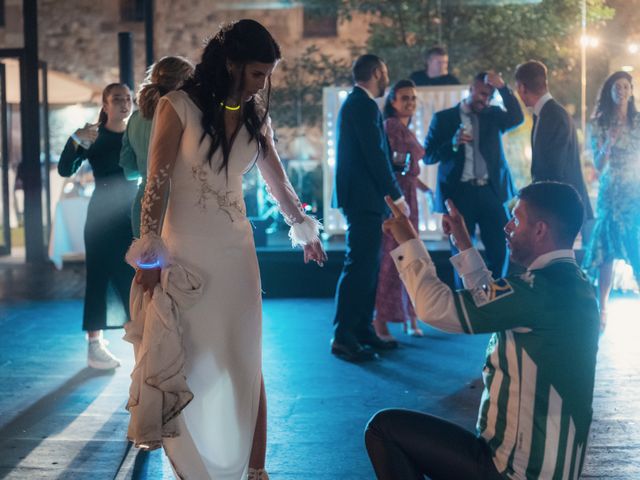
left=124, top=263, right=202, bottom=450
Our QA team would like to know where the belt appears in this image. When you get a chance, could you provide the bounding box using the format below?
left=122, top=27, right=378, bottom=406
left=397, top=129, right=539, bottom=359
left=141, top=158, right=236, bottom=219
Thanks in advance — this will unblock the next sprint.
left=463, top=178, right=489, bottom=187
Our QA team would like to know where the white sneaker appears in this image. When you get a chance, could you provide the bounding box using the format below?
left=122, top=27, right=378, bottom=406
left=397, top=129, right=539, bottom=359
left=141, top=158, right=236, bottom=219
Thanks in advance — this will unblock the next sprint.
left=88, top=339, right=121, bottom=370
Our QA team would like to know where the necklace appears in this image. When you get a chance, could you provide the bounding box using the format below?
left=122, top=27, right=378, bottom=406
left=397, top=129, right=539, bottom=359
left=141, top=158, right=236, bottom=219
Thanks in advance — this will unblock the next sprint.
left=220, top=102, right=240, bottom=111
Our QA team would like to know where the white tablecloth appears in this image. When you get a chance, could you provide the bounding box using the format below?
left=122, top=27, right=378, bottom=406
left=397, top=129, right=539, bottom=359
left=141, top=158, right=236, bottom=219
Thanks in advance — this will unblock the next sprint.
left=48, top=196, right=89, bottom=269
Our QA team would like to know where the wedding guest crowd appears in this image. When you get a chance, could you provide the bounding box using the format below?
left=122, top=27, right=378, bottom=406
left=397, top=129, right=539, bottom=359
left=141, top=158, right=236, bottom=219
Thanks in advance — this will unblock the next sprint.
left=52, top=22, right=629, bottom=478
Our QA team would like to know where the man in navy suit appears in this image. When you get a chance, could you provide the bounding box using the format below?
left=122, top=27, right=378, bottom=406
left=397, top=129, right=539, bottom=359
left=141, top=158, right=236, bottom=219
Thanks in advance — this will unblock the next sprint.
left=424, top=71, right=523, bottom=283
left=332, top=54, right=410, bottom=362
left=514, top=60, right=593, bottom=220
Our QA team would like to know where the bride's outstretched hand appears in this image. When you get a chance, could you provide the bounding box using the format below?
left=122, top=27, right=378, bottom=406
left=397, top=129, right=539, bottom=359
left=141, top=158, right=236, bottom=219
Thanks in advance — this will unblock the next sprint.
left=303, top=240, right=327, bottom=267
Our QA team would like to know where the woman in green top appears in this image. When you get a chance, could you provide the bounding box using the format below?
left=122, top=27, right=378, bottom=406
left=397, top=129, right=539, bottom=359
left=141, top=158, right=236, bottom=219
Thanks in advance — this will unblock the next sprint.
left=58, top=83, right=137, bottom=370
left=120, top=56, right=194, bottom=237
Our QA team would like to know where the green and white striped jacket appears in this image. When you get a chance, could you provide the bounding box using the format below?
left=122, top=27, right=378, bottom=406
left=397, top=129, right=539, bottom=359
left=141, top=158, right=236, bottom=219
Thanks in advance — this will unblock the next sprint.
left=392, top=240, right=599, bottom=480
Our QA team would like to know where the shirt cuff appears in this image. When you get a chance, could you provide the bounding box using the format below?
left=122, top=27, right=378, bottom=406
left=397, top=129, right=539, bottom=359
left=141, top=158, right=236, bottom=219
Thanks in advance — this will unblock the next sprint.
left=393, top=195, right=406, bottom=205
left=391, top=238, right=432, bottom=272
left=449, top=248, right=484, bottom=276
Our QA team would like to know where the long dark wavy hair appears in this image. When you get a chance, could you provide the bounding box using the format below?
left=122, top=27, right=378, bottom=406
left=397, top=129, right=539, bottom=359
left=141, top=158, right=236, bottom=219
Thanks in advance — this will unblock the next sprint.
left=181, top=19, right=282, bottom=174
left=98, top=83, right=130, bottom=126
left=592, top=71, right=637, bottom=129
left=383, top=79, right=416, bottom=124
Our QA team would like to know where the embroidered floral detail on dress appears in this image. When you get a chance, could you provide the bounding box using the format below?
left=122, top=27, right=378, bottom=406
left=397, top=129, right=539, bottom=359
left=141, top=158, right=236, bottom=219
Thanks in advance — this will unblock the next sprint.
left=264, top=183, right=304, bottom=226
left=191, top=165, right=246, bottom=222
left=129, top=165, right=172, bottom=268
left=141, top=165, right=170, bottom=236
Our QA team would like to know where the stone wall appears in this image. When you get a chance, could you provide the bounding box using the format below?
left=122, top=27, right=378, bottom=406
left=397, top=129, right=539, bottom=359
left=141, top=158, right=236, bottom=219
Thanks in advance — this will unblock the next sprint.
left=16, top=1, right=373, bottom=91
left=2, top=1, right=374, bottom=161
left=37, top=0, right=147, bottom=87
left=0, top=0, right=24, bottom=47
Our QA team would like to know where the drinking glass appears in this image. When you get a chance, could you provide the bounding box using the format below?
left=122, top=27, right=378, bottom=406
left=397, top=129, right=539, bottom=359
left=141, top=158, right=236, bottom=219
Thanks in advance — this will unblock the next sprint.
left=392, top=151, right=411, bottom=175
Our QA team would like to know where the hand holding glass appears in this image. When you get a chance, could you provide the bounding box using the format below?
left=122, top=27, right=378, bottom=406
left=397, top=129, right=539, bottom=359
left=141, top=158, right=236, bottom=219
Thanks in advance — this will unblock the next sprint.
left=392, top=151, right=411, bottom=175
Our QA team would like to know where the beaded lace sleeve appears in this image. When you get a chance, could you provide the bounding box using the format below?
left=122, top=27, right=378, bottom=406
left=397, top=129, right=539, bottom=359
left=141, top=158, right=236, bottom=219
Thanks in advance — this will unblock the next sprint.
left=257, top=118, right=322, bottom=247
left=125, top=98, right=183, bottom=269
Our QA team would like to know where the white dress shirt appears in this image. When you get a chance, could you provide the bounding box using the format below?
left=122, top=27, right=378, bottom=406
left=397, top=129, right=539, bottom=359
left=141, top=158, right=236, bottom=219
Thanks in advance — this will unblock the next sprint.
left=459, top=101, right=488, bottom=182
left=389, top=238, right=575, bottom=332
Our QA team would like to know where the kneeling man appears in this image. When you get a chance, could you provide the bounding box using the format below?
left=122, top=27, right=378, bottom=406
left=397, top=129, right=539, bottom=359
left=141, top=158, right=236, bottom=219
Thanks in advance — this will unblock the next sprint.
left=365, top=182, right=599, bottom=480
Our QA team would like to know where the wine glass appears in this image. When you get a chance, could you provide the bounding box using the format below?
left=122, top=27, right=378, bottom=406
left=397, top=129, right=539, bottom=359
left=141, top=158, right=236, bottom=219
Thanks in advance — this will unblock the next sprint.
left=392, top=151, right=411, bottom=176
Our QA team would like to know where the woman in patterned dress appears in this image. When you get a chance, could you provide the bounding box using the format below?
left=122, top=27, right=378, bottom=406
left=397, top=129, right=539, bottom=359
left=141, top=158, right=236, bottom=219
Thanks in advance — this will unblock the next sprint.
left=583, top=70, right=640, bottom=330
left=374, top=79, right=431, bottom=340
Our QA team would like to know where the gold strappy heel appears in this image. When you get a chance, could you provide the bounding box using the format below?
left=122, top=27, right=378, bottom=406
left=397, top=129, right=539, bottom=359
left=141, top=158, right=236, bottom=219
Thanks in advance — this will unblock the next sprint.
left=248, top=468, right=269, bottom=480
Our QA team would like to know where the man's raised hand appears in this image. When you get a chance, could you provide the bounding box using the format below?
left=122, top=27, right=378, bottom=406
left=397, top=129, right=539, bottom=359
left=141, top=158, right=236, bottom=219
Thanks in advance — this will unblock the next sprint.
left=383, top=195, right=419, bottom=244
left=442, top=199, right=472, bottom=251
left=484, top=71, right=505, bottom=89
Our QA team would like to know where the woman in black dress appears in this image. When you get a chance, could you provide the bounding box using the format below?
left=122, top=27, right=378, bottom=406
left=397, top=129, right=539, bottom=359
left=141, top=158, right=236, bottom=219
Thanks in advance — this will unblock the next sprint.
left=58, top=83, right=137, bottom=369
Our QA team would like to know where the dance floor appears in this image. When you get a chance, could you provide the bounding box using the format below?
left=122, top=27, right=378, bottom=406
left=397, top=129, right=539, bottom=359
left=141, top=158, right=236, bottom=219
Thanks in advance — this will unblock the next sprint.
left=0, top=262, right=638, bottom=479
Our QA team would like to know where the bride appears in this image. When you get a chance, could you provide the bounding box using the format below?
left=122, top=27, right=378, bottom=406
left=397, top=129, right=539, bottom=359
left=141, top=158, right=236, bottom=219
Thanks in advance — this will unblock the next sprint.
left=129, top=19, right=327, bottom=480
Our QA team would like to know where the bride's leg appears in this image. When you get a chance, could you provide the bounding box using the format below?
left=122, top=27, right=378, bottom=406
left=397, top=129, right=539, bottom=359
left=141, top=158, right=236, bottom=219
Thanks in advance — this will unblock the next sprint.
left=249, top=375, right=267, bottom=470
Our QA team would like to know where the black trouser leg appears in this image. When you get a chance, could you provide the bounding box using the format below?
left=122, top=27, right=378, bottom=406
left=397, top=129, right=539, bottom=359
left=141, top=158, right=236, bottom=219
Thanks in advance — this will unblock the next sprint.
left=110, top=214, right=135, bottom=322
left=365, top=409, right=502, bottom=480
left=112, top=259, right=135, bottom=320
left=82, top=218, right=108, bottom=332
left=450, top=184, right=510, bottom=284
left=333, top=212, right=383, bottom=345
left=449, top=188, right=479, bottom=289
left=82, top=187, right=135, bottom=331
left=477, top=188, right=509, bottom=279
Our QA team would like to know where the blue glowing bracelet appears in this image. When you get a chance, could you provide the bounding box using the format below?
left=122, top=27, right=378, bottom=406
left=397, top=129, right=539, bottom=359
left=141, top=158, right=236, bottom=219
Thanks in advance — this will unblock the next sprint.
left=137, top=260, right=162, bottom=269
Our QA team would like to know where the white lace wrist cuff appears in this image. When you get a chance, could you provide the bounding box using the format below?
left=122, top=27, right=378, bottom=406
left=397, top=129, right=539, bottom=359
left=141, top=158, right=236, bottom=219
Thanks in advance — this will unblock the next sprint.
left=126, top=233, right=171, bottom=269
left=289, top=215, right=322, bottom=247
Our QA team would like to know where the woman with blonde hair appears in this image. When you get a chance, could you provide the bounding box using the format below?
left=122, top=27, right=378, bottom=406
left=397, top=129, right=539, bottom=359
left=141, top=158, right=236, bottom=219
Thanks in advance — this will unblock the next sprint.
left=120, top=56, right=194, bottom=237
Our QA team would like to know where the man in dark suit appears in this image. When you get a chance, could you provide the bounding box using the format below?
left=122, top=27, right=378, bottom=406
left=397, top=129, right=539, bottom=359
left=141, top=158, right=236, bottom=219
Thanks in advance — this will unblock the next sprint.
left=424, top=71, right=523, bottom=282
left=332, top=54, right=410, bottom=362
left=514, top=60, right=594, bottom=220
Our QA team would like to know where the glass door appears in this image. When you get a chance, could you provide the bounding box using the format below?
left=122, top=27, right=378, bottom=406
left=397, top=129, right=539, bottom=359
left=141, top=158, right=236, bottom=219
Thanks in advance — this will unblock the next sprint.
left=0, top=62, right=10, bottom=255
left=39, top=61, right=51, bottom=245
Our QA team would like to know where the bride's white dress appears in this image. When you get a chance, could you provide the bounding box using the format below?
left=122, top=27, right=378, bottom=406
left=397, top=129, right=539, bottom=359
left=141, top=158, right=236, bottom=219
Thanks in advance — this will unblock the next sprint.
left=132, top=90, right=319, bottom=479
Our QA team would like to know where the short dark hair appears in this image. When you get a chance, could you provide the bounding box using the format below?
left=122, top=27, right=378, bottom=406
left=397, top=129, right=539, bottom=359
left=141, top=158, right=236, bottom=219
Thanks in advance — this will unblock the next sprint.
left=473, top=71, right=488, bottom=84
left=425, top=46, right=448, bottom=60
left=518, top=181, right=584, bottom=246
left=353, top=54, right=384, bottom=83
left=514, top=60, right=548, bottom=95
